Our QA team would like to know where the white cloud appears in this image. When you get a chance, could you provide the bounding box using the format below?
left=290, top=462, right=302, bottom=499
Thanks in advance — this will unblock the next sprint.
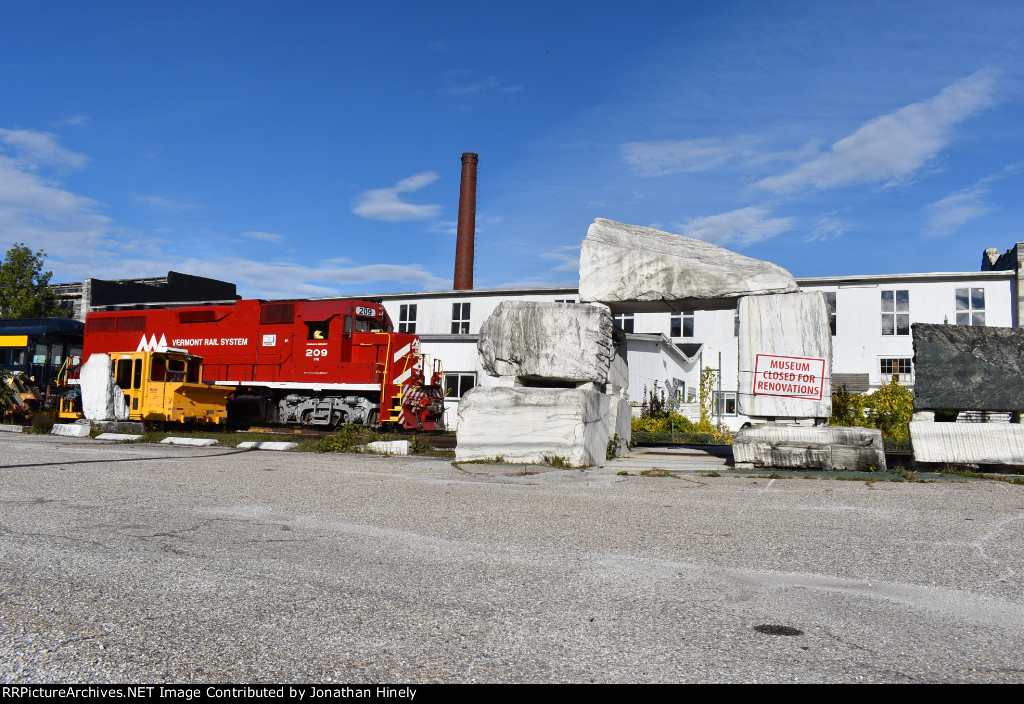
left=621, top=136, right=757, bottom=177
left=134, top=194, right=204, bottom=211
left=756, top=69, right=997, bottom=194
left=674, top=206, right=795, bottom=246
left=352, top=171, right=442, bottom=221
left=923, top=161, right=1024, bottom=237
left=440, top=71, right=522, bottom=96
left=56, top=115, right=90, bottom=128
left=0, top=128, right=108, bottom=268
left=0, top=128, right=88, bottom=169
left=804, top=213, right=852, bottom=242
left=240, top=230, right=285, bottom=243
left=539, top=244, right=581, bottom=273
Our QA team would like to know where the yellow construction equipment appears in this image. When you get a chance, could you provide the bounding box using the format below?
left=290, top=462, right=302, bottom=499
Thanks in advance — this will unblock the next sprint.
left=59, top=348, right=233, bottom=425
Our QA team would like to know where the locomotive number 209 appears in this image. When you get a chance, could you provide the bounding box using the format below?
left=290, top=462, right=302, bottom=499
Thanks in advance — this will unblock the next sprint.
left=355, top=306, right=376, bottom=317
left=305, top=348, right=328, bottom=358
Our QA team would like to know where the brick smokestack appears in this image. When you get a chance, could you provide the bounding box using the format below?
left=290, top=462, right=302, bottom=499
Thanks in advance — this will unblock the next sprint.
left=453, top=152, right=478, bottom=290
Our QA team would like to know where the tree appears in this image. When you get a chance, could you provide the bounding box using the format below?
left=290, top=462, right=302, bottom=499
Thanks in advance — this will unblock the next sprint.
left=0, top=243, right=65, bottom=318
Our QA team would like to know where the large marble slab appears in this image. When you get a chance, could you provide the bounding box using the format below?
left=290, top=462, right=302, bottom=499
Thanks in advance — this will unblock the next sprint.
left=738, top=292, right=832, bottom=419
left=909, top=421, right=1024, bottom=465
left=79, top=353, right=129, bottom=421
left=578, top=218, right=798, bottom=312
left=733, top=425, right=885, bottom=471
left=912, top=323, right=1024, bottom=412
left=455, top=386, right=615, bottom=466
left=478, top=301, right=618, bottom=383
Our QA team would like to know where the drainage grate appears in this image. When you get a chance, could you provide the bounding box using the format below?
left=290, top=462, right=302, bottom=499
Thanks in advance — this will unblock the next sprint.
left=753, top=624, right=804, bottom=636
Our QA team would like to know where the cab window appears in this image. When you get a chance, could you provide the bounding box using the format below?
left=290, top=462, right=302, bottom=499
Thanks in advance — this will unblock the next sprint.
left=306, top=321, right=329, bottom=340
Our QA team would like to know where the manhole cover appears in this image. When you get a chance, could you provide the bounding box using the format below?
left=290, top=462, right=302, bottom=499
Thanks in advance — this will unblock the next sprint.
left=753, top=624, right=804, bottom=636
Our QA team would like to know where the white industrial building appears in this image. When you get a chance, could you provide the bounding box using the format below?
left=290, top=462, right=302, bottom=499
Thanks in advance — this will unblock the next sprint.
left=57, top=239, right=1024, bottom=432
left=355, top=247, right=1021, bottom=431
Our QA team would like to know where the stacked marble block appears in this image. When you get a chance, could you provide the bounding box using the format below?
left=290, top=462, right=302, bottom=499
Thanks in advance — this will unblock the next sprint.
left=909, top=323, right=1024, bottom=467
left=455, top=301, right=630, bottom=466
left=578, top=217, right=884, bottom=472
left=733, top=292, right=886, bottom=471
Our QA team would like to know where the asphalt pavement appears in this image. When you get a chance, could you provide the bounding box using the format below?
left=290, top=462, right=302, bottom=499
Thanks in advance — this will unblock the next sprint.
left=1, top=434, right=1022, bottom=683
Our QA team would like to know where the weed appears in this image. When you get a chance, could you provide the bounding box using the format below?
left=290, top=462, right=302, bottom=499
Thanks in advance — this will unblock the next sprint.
left=893, top=466, right=915, bottom=482
left=30, top=411, right=56, bottom=434
left=542, top=455, right=572, bottom=469
left=939, top=464, right=983, bottom=479
left=1013, top=477, right=1024, bottom=486
left=408, top=433, right=429, bottom=455
left=315, top=425, right=380, bottom=453
left=606, top=433, right=624, bottom=460
left=616, top=470, right=629, bottom=476
left=638, top=468, right=677, bottom=478
left=700, top=471, right=721, bottom=477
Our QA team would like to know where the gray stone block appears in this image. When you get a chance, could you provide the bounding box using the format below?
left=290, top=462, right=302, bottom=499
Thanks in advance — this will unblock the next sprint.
left=738, top=292, right=832, bottom=419
left=909, top=421, right=1024, bottom=465
left=237, top=441, right=298, bottom=451
left=733, top=425, right=885, bottom=471
left=0, top=424, right=26, bottom=433
left=912, top=323, right=1024, bottom=412
left=364, top=440, right=410, bottom=455
left=478, top=301, right=617, bottom=383
left=161, top=437, right=220, bottom=446
left=95, top=433, right=142, bottom=441
left=455, top=386, right=613, bottom=467
left=91, top=421, right=146, bottom=434
left=51, top=423, right=91, bottom=438
left=579, top=218, right=798, bottom=312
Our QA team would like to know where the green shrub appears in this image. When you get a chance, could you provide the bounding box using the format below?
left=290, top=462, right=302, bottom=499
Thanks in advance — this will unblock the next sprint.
left=830, top=378, right=914, bottom=441
left=315, top=425, right=379, bottom=453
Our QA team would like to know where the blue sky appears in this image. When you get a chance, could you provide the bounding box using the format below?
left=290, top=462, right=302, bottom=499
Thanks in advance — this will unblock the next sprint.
left=2, top=1, right=1022, bottom=298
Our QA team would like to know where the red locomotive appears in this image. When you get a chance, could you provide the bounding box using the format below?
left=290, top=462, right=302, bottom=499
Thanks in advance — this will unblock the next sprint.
left=83, top=299, right=446, bottom=430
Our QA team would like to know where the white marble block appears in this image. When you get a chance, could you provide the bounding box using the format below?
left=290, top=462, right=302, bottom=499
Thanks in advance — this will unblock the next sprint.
left=79, top=353, right=130, bottom=421
left=579, top=218, right=798, bottom=312
left=478, top=301, right=617, bottom=383
left=455, top=386, right=614, bottom=466
left=909, top=422, right=1024, bottom=465
left=738, top=292, right=832, bottom=419
left=733, top=425, right=885, bottom=471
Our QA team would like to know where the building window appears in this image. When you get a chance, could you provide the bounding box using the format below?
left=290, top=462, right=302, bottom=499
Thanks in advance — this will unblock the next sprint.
left=554, top=298, right=577, bottom=304
left=824, top=292, right=836, bottom=336
left=714, top=391, right=737, bottom=416
left=399, top=304, right=417, bottom=333
left=670, top=311, right=694, bottom=338
left=614, top=313, right=634, bottom=333
left=955, top=288, right=985, bottom=326
left=443, top=372, right=476, bottom=399
left=880, top=358, right=912, bottom=383
left=734, top=310, right=739, bottom=337
left=881, top=290, right=909, bottom=336
left=451, top=303, right=470, bottom=334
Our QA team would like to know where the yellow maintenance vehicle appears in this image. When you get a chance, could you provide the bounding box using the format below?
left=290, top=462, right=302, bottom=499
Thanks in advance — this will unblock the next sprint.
left=59, top=348, right=233, bottom=425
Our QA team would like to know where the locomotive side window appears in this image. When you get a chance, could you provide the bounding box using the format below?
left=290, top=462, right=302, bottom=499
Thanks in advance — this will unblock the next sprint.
left=307, top=321, right=330, bottom=340
left=344, top=316, right=353, bottom=336
left=151, top=357, right=166, bottom=381
left=187, top=360, right=200, bottom=383
left=133, top=359, right=142, bottom=390
left=11, top=349, right=25, bottom=366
